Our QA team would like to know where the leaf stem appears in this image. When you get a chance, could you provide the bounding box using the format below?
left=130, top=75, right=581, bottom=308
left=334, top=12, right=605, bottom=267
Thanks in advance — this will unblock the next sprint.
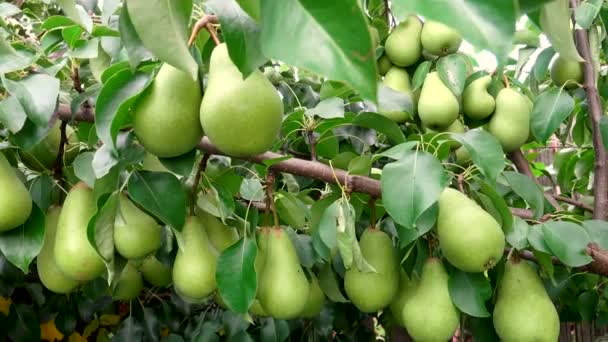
left=188, top=14, right=220, bottom=47
left=264, top=171, right=280, bottom=228
left=190, top=153, right=210, bottom=216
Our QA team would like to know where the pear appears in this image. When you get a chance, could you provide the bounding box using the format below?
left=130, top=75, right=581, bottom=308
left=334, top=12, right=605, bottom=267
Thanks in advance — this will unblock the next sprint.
left=250, top=299, right=268, bottom=316
left=344, top=228, right=399, bottom=313
left=377, top=54, right=393, bottom=76
left=112, top=262, right=143, bottom=301
left=54, top=182, right=106, bottom=281
left=257, top=228, right=310, bottom=319
left=384, top=16, right=422, bottom=67
left=389, top=270, right=418, bottom=328
left=437, top=188, right=505, bottom=272
left=493, top=258, right=560, bottom=341
left=37, top=206, right=79, bottom=294
left=200, top=43, right=283, bottom=157
left=438, top=118, right=465, bottom=150
left=551, top=55, right=584, bottom=88
left=487, top=88, right=530, bottom=152
left=299, top=273, right=326, bottom=318
left=133, top=63, right=203, bottom=158
left=462, top=75, right=495, bottom=120
left=173, top=215, right=217, bottom=302
left=402, top=258, right=459, bottom=341
left=455, top=145, right=472, bottom=166
left=140, top=255, right=172, bottom=287
left=418, top=72, right=459, bottom=129
left=380, top=66, right=413, bottom=123
left=0, top=152, right=32, bottom=232
left=512, top=29, right=540, bottom=47
left=197, top=210, right=239, bottom=253
left=421, top=21, right=462, bottom=56
left=19, top=121, right=80, bottom=171
left=114, top=193, right=162, bottom=259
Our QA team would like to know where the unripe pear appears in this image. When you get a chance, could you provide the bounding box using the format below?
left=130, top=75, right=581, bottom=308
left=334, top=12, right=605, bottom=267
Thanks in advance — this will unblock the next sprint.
left=487, top=88, right=530, bottom=152
left=421, top=21, right=462, bottom=56
left=551, top=55, right=584, bottom=88
left=113, top=262, right=143, bottom=301
left=462, top=75, right=496, bottom=120
left=114, top=193, right=162, bottom=259
left=389, top=270, right=418, bottom=327
left=384, top=15, right=422, bottom=67
left=380, top=67, right=413, bottom=123
left=197, top=210, right=239, bottom=253
left=299, top=273, right=326, bottom=318
left=377, top=54, right=392, bottom=76
left=418, top=72, right=459, bottom=129
left=0, top=152, right=32, bottom=232
left=140, top=255, right=172, bottom=287
left=19, top=121, right=80, bottom=171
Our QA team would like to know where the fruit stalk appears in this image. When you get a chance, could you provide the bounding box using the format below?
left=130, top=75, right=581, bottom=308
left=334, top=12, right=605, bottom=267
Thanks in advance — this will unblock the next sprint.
left=264, top=171, right=280, bottom=228
left=190, top=153, right=210, bottom=215
left=187, top=14, right=220, bottom=47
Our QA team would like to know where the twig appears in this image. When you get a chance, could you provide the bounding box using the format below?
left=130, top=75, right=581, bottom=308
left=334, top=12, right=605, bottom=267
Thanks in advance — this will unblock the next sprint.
left=383, top=0, right=390, bottom=24
left=190, top=154, right=210, bottom=216
left=307, top=129, right=317, bottom=161
left=457, top=173, right=465, bottom=193
left=508, top=150, right=562, bottom=210
left=264, top=171, right=280, bottom=228
left=368, top=197, right=377, bottom=229
left=554, top=195, right=594, bottom=213
left=187, top=14, right=220, bottom=47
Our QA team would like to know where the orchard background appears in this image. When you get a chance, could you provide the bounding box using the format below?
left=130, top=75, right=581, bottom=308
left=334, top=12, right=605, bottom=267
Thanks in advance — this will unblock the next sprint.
left=1, top=0, right=608, bottom=341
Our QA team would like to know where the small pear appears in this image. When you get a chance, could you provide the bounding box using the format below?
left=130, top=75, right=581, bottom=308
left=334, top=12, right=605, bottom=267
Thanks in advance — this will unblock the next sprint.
left=19, top=121, right=79, bottom=171
left=140, top=255, right=172, bottom=287
left=54, top=182, right=105, bottom=281
left=389, top=270, right=418, bottom=327
left=551, top=55, right=584, bottom=88
left=462, top=75, right=496, bottom=120
left=299, top=273, right=326, bottom=318
left=173, top=215, right=217, bottom=302
left=421, top=21, right=462, bottom=56
left=250, top=300, right=268, bottom=316
left=402, top=258, right=459, bottom=341
left=37, top=206, right=79, bottom=294
left=114, top=193, right=162, bottom=259
left=344, top=228, right=399, bottom=313
left=380, top=67, right=413, bottom=123
left=133, top=63, right=203, bottom=158
left=384, top=15, right=422, bottom=67
left=487, top=88, right=530, bottom=152
left=0, top=152, right=32, bottom=232
left=112, top=262, right=143, bottom=301
left=377, top=54, right=393, bottom=76
left=258, top=228, right=310, bottom=319
left=437, top=188, right=505, bottom=272
left=200, top=43, right=283, bottom=157
left=418, top=72, right=459, bottom=129
left=197, top=210, right=239, bottom=253
left=493, top=258, right=560, bottom=341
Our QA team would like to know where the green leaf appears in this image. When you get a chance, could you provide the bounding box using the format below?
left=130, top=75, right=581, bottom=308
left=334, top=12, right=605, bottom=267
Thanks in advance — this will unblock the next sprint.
left=56, top=0, right=93, bottom=32
left=527, top=225, right=552, bottom=254
left=207, top=0, right=266, bottom=77
left=30, top=175, right=54, bottom=213
left=128, top=171, right=187, bottom=230
left=1, top=74, right=59, bottom=127
left=305, top=97, right=345, bottom=119
left=336, top=198, right=374, bottom=272
left=448, top=270, right=492, bottom=317
left=40, top=15, right=77, bottom=30
left=372, top=141, right=418, bottom=161
left=0, top=36, right=38, bottom=74
left=317, top=200, right=340, bottom=254
left=275, top=190, right=307, bottom=229
left=582, top=220, right=608, bottom=250
left=353, top=112, right=406, bottom=144
left=0, top=3, right=21, bottom=17
left=505, top=217, right=530, bottom=251
left=318, top=263, right=349, bottom=302
left=87, top=193, right=118, bottom=263
left=532, top=47, right=556, bottom=81
left=260, top=318, right=290, bottom=342
left=240, top=177, right=265, bottom=202
left=539, top=0, right=583, bottom=62
left=437, top=54, right=468, bottom=97
left=216, top=237, right=257, bottom=313
left=127, top=0, right=198, bottom=79
left=452, top=130, right=505, bottom=183
left=477, top=180, right=513, bottom=232
left=532, top=249, right=554, bottom=279
left=503, top=171, right=544, bottom=220
left=8, top=119, right=53, bottom=151
left=411, top=60, right=431, bottom=91
left=531, top=88, right=575, bottom=143
left=0, top=204, right=44, bottom=273
left=0, top=96, right=27, bottom=133
left=393, top=0, right=515, bottom=61
left=285, top=228, right=315, bottom=268
left=260, top=0, right=377, bottom=101
left=375, top=84, right=414, bottom=126
left=157, top=150, right=196, bottom=177
left=574, top=0, right=603, bottom=30
left=381, top=150, right=449, bottom=229
left=599, top=116, right=608, bottom=151
left=542, top=221, right=593, bottom=267
left=113, top=316, right=144, bottom=342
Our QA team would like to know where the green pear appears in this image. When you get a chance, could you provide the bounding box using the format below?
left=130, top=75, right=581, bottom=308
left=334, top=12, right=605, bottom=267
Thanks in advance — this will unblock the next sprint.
left=389, top=270, right=418, bottom=328
left=113, top=262, right=143, bottom=301
left=377, top=54, right=393, bottom=76
left=493, top=258, right=560, bottom=341
left=551, top=55, right=584, bottom=88
left=19, top=121, right=80, bottom=171
left=37, top=206, right=79, bottom=294
left=380, top=66, right=413, bottom=123
left=299, top=273, right=326, bottom=318
left=402, top=258, right=459, bottom=341
left=54, top=182, right=106, bottom=281
left=418, top=72, right=459, bottom=129
left=140, top=256, right=172, bottom=287
left=437, top=188, right=505, bottom=272
left=421, top=21, right=462, bottom=56
left=133, top=63, right=203, bottom=158
left=250, top=299, right=268, bottom=316
left=384, top=15, right=422, bottom=67
left=487, top=88, right=530, bottom=152
left=200, top=43, right=283, bottom=157
left=0, top=152, right=32, bottom=232
left=512, top=29, right=540, bottom=47
left=462, top=75, right=496, bottom=120
left=258, top=228, right=310, bottom=319
left=344, top=228, right=399, bottom=313
left=114, top=193, right=162, bottom=259
left=236, top=0, right=260, bottom=21
left=197, top=210, right=239, bottom=253
left=455, top=145, right=472, bottom=166
left=173, top=215, right=217, bottom=302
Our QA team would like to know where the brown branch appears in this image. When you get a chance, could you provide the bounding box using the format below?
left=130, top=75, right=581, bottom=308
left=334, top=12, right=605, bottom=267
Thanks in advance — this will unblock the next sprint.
left=383, top=0, right=390, bottom=24
left=571, top=0, right=608, bottom=220
left=306, top=130, right=317, bottom=161
left=508, top=150, right=562, bottom=210
left=554, top=195, right=594, bottom=213
left=507, top=247, right=608, bottom=277
left=264, top=171, right=280, bottom=228
left=188, top=14, right=220, bottom=47
left=190, top=154, right=210, bottom=216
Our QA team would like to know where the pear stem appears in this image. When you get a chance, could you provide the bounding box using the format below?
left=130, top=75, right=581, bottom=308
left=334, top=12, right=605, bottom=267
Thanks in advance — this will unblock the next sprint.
left=306, top=129, right=317, bottom=161
left=190, top=153, right=210, bottom=216
left=368, top=197, right=377, bottom=229
left=264, top=171, right=280, bottom=229
left=188, top=14, right=220, bottom=47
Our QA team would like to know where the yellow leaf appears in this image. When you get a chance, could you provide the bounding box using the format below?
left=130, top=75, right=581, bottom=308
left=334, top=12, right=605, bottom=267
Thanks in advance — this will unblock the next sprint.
left=82, top=319, right=100, bottom=338
left=40, top=319, right=64, bottom=342
left=68, top=332, right=88, bottom=342
left=0, top=297, right=11, bottom=316
left=99, top=314, right=121, bottom=326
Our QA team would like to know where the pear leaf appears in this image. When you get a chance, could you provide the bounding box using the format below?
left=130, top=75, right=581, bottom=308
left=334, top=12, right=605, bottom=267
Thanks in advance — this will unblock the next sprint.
left=216, top=237, right=257, bottom=314
left=581, top=220, right=608, bottom=250
left=542, top=221, right=593, bottom=267
left=1, top=74, right=60, bottom=128
left=539, top=0, right=583, bottom=62
left=452, top=130, right=505, bottom=183
left=411, top=61, right=431, bottom=91
left=0, top=36, right=38, bottom=74
left=448, top=271, right=492, bottom=318
left=505, top=217, right=530, bottom=251
left=353, top=112, right=407, bottom=144
left=531, top=88, right=575, bottom=144
left=0, top=204, right=44, bottom=274
left=118, top=4, right=153, bottom=69
left=575, top=0, right=603, bottom=29
left=437, top=54, right=467, bottom=97
left=318, top=263, right=349, bottom=303
left=503, top=171, right=544, bottom=220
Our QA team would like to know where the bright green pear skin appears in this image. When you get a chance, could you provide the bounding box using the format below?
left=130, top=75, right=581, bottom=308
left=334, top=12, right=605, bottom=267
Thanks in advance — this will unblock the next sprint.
left=258, top=228, right=310, bottom=319
left=133, top=63, right=203, bottom=158
left=493, top=259, right=560, bottom=342
left=377, top=54, right=393, bottom=76
left=384, top=16, right=422, bottom=67
left=462, top=75, right=496, bottom=120
left=389, top=270, right=418, bottom=327
left=19, top=121, right=79, bottom=171
left=421, top=21, right=462, bottom=56
left=54, top=182, right=105, bottom=281
left=200, top=43, right=283, bottom=157
left=402, top=258, right=460, bottom=341
left=299, top=273, right=326, bottom=318
left=37, top=206, right=79, bottom=294
left=0, top=153, right=32, bottom=232
left=487, top=88, right=531, bottom=152
left=437, top=188, right=505, bottom=272
left=198, top=210, right=239, bottom=253
left=381, top=67, right=413, bottom=123
left=344, top=229, right=399, bottom=313
left=551, top=55, right=584, bottom=88
left=173, top=215, right=217, bottom=302
left=113, top=262, right=144, bottom=301
left=418, top=72, right=459, bottom=129
left=140, top=256, right=172, bottom=287
left=114, top=193, right=162, bottom=259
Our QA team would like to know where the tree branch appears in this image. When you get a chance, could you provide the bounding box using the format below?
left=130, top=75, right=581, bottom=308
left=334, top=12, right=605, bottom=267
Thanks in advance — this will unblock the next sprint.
left=508, top=150, right=562, bottom=210
left=554, top=195, right=594, bottom=213
left=188, top=14, right=220, bottom=47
